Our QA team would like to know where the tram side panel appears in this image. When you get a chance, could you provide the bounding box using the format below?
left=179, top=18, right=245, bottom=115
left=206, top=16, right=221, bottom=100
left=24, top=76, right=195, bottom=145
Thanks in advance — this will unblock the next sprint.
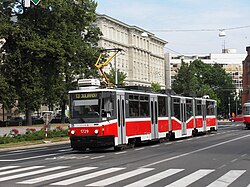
left=157, top=96, right=170, bottom=139
left=169, top=96, right=196, bottom=139
left=194, top=98, right=206, bottom=133
left=205, top=99, right=217, bottom=131
left=185, top=98, right=195, bottom=137
left=243, top=103, right=250, bottom=129
left=124, top=93, right=152, bottom=143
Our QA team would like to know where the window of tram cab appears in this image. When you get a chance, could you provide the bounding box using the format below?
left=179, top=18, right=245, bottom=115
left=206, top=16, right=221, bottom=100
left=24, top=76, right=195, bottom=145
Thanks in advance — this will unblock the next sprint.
left=101, top=92, right=115, bottom=119
left=206, top=101, right=215, bottom=116
left=158, top=96, right=168, bottom=117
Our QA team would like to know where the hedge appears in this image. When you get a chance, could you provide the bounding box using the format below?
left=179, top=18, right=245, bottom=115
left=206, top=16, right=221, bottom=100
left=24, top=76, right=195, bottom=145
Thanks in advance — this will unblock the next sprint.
left=0, top=127, right=69, bottom=144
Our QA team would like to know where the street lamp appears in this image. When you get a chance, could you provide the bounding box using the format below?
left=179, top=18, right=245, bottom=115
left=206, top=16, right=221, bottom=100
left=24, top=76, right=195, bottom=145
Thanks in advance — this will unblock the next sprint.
left=219, top=30, right=226, bottom=53
left=228, top=97, right=231, bottom=118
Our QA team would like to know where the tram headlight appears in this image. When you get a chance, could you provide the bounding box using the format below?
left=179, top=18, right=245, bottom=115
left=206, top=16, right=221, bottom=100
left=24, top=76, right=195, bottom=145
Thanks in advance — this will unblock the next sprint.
left=71, top=130, right=75, bottom=135
left=94, top=129, right=99, bottom=135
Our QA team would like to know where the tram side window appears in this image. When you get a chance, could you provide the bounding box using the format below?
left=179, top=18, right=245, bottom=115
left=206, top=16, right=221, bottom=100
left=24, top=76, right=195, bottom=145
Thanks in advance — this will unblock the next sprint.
left=186, top=99, right=193, bottom=119
left=207, top=101, right=215, bottom=115
left=172, top=98, right=181, bottom=120
left=139, top=101, right=149, bottom=117
left=196, top=101, right=202, bottom=116
left=158, top=96, right=167, bottom=117
left=129, top=100, right=139, bottom=117
left=128, top=94, right=149, bottom=117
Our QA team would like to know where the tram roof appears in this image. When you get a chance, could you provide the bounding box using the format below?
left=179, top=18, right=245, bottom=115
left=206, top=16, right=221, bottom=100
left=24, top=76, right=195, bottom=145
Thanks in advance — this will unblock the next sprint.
left=68, top=88, right=214, bottom=101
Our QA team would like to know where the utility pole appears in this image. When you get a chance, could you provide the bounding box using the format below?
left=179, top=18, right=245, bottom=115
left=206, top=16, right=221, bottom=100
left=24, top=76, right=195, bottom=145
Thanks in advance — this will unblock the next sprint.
left=114, top=55, right=118, bottom=85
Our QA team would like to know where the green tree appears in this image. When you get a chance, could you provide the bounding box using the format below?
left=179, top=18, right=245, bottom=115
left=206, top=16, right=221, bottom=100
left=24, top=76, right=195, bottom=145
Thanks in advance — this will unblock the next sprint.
left=172, top=59, right=235, bottom=113
left=0, top=0, right=101, bottom=124
left=107, top=66, right=127, bottom=86
left=151, top=82, right=161, bottom=92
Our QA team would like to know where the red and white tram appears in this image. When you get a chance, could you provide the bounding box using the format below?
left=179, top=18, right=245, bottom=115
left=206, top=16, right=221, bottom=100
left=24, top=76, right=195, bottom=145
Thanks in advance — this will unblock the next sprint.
left=243, top=102, right=250, bottom=129
left=68, top=81, right=217, bottom=151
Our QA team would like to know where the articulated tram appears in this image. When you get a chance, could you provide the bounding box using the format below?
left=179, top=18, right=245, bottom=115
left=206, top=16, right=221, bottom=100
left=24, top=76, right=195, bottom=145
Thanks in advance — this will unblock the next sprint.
left=68, top=81, right=217, bottom=151
left=243, top=102, right=250, bottom=129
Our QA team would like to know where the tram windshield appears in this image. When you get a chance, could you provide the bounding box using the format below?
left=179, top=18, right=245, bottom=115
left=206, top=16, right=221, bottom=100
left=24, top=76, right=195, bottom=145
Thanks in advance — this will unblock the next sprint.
left=70, top=92, right=115, bottom=123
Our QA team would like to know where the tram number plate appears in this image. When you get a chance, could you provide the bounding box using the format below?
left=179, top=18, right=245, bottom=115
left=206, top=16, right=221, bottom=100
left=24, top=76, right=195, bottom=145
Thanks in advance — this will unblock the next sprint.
left=80, top=129, right=89, bottom=134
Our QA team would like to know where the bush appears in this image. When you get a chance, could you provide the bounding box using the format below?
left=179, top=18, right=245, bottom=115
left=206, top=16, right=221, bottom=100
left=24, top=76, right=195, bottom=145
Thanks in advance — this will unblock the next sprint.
left=0, top=128, right=68, bottom=144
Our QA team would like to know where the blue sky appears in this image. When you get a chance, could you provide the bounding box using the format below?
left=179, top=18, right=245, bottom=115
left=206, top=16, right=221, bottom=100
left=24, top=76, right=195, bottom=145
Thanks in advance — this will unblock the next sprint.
left=95, top=0, right=250, bottom=54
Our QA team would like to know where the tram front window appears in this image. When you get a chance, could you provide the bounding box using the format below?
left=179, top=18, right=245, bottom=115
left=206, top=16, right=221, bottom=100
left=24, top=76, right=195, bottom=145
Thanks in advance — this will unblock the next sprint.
left=72, top=99, right=101, bottom=122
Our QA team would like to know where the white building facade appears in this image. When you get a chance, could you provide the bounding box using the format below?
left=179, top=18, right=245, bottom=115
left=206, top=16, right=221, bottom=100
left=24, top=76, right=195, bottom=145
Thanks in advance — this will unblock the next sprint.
left=96, top=14, right=167, bottom=88
left=166, top=51, right=246, bottom=91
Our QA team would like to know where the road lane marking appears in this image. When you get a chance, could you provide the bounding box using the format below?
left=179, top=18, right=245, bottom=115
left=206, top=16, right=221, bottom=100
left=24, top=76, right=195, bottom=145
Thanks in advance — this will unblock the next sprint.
left=7, top=147, right=49, bottom=153
left=124, top=169, right=184, bottom=187
left=0, top=166, right=20, bottom=171
left=115, top=151, right=127, bottom=155
left=230, top=158, right=238, bottom=163
left=0, top=166, right=68, bottom=182
left=51, top=167, right=125, bottom=186
left=86, top=168, right=154, bottom=186
left=165, top=142, right=173, bottom=145
left=90, top=155, right=105, bottom=159
left=58, top=149, right=73, bottom=152
left=207, top=170, right=246, bottom=187
left=165, top=169, right=214, bottom=187
left=0, top=152, right=66, bottom=162
left=135, top=147, right=145, bottom=151
left=18, top=167, right=97, bottom=184
left=141, top=134, right=250, bottom=168
left=151, top=145, right=160, bottom=147
left=0, top=166, right=44, bottom=176
left=217, top=164, right=226, bottom=169
left=45, top=155, right=89, bottom=160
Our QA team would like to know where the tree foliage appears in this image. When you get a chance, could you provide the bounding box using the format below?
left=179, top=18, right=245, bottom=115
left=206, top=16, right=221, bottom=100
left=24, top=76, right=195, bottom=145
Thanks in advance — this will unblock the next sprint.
left=0, top=0, right=101, bottom=124
left=106, top=66, right=127, bottom=86
left=151, top=82, right=161, bottom=92
left=172, top=59, right=235, bottom=113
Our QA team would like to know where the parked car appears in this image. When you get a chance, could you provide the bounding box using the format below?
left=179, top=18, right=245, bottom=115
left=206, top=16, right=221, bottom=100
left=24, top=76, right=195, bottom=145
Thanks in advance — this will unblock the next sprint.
left=229, top=114, right=243, bottom=122
left=6, top=117, right=24, bottom=126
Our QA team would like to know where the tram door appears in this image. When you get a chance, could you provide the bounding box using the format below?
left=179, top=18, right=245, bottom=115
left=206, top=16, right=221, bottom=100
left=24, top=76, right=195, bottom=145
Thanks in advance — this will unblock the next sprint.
left=180, top=98, right=187, bottom=135
left=201, top=99, right=207, bottom=131
left=150, top=96, right=159, bottom=139
left=117, top=92, right=126, bottom=144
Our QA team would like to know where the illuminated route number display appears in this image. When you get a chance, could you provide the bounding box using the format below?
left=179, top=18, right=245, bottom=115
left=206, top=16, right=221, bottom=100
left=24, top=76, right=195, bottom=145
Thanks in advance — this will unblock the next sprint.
left=72, top=93, right=100, bottom=100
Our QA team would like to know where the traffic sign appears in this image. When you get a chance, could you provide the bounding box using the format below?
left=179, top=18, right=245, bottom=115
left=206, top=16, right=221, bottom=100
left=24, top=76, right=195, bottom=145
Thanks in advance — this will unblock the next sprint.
left=31, top=0, right=41, bottom=5
left=43, top=112, right=52, bottom=123
left=24, top=0, right=41, bottom=7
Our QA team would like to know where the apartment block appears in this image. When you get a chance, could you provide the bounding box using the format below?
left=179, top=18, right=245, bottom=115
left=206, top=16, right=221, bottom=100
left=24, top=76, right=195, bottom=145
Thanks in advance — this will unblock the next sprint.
left=166, top=50, right=246, bottom=92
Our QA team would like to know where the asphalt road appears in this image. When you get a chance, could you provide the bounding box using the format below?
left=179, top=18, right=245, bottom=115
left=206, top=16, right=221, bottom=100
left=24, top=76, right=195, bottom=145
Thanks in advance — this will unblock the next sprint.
left=0, top=122, right=249, bottom=187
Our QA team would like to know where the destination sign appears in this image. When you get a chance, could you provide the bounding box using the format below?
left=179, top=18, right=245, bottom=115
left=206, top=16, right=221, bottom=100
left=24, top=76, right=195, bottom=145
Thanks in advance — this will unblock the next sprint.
left=72, top=93, right=99, bottom=100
